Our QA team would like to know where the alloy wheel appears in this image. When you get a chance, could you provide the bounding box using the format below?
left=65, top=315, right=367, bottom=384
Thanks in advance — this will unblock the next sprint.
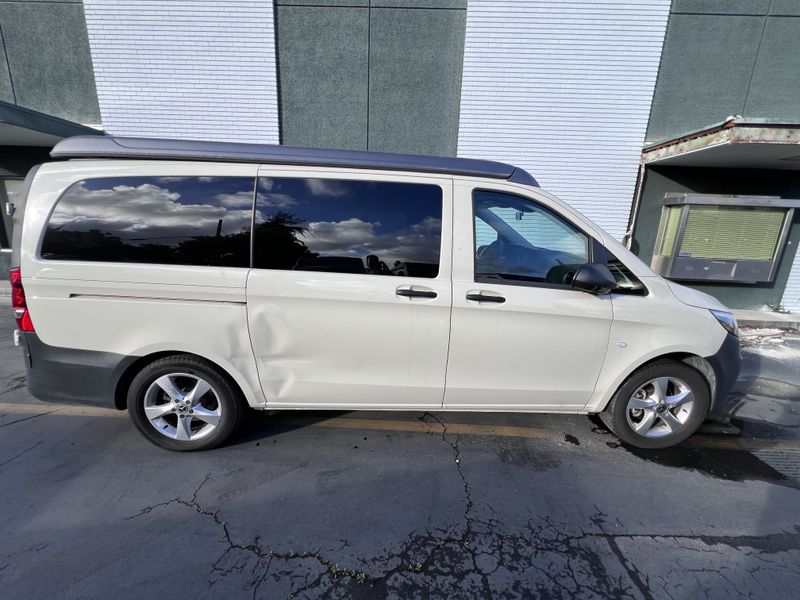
left=143, top=373, right=222, bottom=441
left=625, top=376, right=695, bottom=439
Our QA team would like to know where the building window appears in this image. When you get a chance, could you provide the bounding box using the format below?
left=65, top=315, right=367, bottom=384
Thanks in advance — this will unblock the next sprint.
left=41, top=176, right=254, bottom=267
left=253, top=177, right=443, bottom=277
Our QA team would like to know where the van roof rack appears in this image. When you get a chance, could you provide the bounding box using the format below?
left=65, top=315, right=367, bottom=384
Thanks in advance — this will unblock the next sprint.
left=50, top=135, right=538, bottom=187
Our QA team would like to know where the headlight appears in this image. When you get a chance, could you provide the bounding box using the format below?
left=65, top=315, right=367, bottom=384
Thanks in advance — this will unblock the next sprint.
left=710, top=309, right=738, bottom=337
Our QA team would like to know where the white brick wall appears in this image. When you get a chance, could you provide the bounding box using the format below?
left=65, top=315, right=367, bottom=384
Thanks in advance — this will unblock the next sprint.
left=83, top=0, right=279, bottom=144
left=782, top=242, right=800, bottom=312
left=457, top=0, right=671, bottom=240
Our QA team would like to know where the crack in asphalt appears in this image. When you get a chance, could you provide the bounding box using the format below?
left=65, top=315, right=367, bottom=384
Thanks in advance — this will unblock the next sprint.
left=0, top=375, right=26, bottom=397
left=127, top=475, right=371, bottom=600
left=0, top=409, right=63, bottom=429
left=0, top=441, right=42, bottom=470
left=420, top=411, right=494, bottom=598
left=591, top=508, right=653, bottom=599
left=124, top=417, right=800, bottom=599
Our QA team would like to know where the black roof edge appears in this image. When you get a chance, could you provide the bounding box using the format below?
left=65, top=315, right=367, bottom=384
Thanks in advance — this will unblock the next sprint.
left=50, top=136, right=538, bottom=187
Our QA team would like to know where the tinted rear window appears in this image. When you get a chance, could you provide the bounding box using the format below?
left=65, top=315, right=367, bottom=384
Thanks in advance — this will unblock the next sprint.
left=41, top=176, right=254, bottom=267
left=253, top=177, right=443, bottom=277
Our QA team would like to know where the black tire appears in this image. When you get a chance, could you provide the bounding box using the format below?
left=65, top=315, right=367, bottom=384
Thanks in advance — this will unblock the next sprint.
left=127, top=354, right=245, bottom=451
left=600, top=360, right=710, bottom=449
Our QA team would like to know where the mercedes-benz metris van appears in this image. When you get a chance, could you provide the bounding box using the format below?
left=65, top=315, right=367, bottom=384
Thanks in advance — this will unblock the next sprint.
left=7, top=136, right=740, bottom=451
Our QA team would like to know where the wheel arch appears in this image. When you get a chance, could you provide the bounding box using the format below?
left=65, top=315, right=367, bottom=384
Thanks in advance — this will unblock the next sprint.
left=592, top=352, right=715, bottom=414
left=114, top=351, right=253, bottom=410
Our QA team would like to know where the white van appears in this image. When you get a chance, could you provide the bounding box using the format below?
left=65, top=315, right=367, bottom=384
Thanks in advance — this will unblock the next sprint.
left=8, top=136, right=740, bottom=451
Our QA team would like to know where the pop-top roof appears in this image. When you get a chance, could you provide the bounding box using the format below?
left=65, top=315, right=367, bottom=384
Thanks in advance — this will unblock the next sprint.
left=50, top=135, right=538, bottom=186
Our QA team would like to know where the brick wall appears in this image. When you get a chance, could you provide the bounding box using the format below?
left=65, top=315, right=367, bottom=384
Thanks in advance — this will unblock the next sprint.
left=457, top=0, right=671, bottom=240
left=83, top=0, right=279, bottom=143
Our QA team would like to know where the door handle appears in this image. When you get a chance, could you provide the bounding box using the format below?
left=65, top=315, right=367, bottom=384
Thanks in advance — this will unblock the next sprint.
left=466, top=291, right=506, bottom=304
left=396, top=288, right=438, bottom=299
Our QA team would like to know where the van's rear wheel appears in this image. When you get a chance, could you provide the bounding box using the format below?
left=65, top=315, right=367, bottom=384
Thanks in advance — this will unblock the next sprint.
left=127, top=355, right=244, bottom=451
left=600, top=360, right=710, bottom=449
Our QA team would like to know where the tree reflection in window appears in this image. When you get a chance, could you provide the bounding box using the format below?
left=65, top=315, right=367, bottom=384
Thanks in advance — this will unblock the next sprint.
left=253, top=177, right=443, bottom=278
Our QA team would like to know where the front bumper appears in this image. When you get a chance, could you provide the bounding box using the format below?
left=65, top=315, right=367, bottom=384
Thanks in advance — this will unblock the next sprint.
left=705, top=332, right=742, bottom=412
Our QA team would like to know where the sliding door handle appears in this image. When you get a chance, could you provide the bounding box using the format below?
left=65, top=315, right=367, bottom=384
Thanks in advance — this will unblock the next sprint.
left=396, top=287, right=438, bottom=299
left=466, top=291, right=506, bottom=304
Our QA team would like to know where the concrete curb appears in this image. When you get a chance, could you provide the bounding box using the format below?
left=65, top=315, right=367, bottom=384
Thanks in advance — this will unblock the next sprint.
left=739, top=319, right=800, bottom=331
left=734, top=309, right=800, bottom=331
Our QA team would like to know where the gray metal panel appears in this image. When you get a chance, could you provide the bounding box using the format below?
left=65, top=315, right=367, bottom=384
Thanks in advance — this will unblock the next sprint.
left=50, top=135, right=539, bottom=184
left=0, top=100, right=102, bottom=140
left=663, top=193, right=800, bottom=208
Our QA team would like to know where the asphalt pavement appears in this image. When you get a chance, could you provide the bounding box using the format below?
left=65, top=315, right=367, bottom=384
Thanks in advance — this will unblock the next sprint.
left=0, top=306, right=798, bottom=599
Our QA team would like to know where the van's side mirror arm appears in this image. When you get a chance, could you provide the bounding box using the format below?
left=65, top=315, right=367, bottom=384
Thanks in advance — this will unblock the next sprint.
left=571, top=263, right=617, bottom=295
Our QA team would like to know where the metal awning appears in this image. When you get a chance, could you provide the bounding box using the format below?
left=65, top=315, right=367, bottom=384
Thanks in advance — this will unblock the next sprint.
left=642, top=117, right=800, bottom=170
left=0, top=101, right=102, bottom=147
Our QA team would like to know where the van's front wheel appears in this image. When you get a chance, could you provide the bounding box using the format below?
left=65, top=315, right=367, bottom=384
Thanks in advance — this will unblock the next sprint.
left=127, top=355, right=244, bottom=451
left=600, top=360, right=710, bottom=449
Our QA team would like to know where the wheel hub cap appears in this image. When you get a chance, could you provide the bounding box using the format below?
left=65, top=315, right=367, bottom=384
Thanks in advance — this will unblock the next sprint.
left=142, top=373, right=222, bottom=442
left=625, top=376, right=695, bottom=439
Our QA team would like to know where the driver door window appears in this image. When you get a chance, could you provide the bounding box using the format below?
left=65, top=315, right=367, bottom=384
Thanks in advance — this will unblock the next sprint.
left=474, top=190, right=589, bottom=286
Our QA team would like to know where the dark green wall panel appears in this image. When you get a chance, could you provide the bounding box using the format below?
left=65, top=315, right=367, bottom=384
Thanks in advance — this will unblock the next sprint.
left=0, top=2, right=99, bottom=124
left=648, top=4, right=800, bottom=144
left=276, top=6, right=369, bottom=149
left=646, top=14, right=764, bottom=143
left=744, top=18, right=800, bottom=118
left=770, top=0, right=800, bottom=16
left=372, top=1, right=467, bottom=7
left=275, top=1, right=466, bottom=154
left=368, top=8, right=465, bottom=155
left=277, top=1, right=369, bottom=6
left=0, top=27, right=12, bottom=104
left=671, top=0, right=769, bottom=15
left=632, top=167, right=800, bottom=310
left=275, top=0, right=369, bottom=8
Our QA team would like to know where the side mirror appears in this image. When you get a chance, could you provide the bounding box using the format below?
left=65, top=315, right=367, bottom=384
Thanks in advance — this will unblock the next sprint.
left=572, top=263, right=617, bottom=295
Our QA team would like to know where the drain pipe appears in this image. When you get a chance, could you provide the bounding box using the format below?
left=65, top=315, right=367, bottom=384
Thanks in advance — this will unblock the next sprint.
left=623, top=160, right=647, bottom=250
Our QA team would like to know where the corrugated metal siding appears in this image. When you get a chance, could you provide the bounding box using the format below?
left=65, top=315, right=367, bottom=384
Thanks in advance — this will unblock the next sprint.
left=782, top=247, right=800, bottom=312
left=457, top=0, right=671, bottom=240
left=83, top=0, right=279, bottom=144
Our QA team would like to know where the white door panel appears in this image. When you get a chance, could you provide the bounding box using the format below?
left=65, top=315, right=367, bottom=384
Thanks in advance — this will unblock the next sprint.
left=446, top=283, right=611, bottom=410
left=247, top=271, right=451, bottom=408
left=247, top=169, right=453, bottom=409
left=445, top=181, right=612, bottom=410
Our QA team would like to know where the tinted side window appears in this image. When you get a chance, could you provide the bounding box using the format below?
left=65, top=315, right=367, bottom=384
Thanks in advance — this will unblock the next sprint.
left=253, top=177, right=442, bottom=278
left=474, top=190, right=589, bottom=285
left=41, top=176, right=254, bottom=267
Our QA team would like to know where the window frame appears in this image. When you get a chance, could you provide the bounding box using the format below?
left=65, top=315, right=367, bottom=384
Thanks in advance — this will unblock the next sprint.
left=471, top=188, right=596, bottom=291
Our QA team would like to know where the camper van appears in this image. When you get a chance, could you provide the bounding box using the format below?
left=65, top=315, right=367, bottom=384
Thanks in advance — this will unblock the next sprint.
left=8, top=136, right=740, bottom=451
